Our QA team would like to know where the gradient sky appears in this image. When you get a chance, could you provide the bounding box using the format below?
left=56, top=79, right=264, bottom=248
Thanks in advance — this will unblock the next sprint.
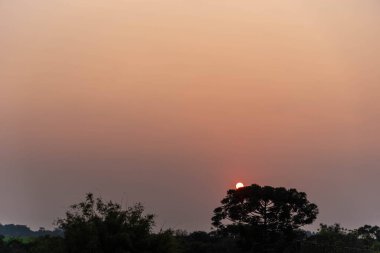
left=1, top=0, right=380, bottom=231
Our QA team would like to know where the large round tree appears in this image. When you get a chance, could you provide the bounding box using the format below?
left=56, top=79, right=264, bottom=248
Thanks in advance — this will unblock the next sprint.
left=212, top=184, right=318, bottom=252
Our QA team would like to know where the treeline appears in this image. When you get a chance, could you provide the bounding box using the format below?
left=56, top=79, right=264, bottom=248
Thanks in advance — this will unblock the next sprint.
left=304, top=223, right=380, bottom=252
left=0, top=224, right=62, bottom=238
left=1, top=185, right=380, bottom=253
left=2, top=224, right=380, bottom=253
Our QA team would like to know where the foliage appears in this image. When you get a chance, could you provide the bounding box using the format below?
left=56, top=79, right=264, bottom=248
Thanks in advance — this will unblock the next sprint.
left=356, top=225, right=380, bottom=247
left=176, top=231, right=244, bottom=253
left=306, top=223, right=380, bottom=253
left=212, top=184, right=318, bottom=252
left=150, top=229, right=180, bottom=253
left=56, top=193, right=181, bottom=253
left=56, top=193, right=156, bottom=253
left=29, top=236, right=65, bottom=253
left=4, top=187, right=380, bottom=253
left=312, top=223, right=354, bottom=246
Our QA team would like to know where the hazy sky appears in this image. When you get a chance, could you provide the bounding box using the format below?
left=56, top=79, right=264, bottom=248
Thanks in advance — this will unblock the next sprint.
left=1, top=0, right=380, bottom=231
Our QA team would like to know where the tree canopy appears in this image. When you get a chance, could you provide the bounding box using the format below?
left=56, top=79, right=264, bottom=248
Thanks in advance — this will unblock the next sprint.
left=57, top=193, right=156, bottom=253
left=212, top=184, right=318, bottom=252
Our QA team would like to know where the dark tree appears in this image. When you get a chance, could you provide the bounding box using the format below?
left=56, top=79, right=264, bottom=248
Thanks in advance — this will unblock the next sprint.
left=212, top=184, right=318, bottom=252
left=57, top=193, right=156, bottom=253
left=357, top=225, right=380, bottom=243
left=312, top=223, right=358, bottom=247
left=304, top=223, right=379, bottom=252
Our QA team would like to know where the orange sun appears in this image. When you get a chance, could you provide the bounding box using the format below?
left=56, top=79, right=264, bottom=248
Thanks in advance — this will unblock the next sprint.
left=236, top=182, right=244, bottom=189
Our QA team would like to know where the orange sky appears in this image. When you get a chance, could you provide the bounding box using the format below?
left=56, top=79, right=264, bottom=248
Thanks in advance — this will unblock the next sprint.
left=1, top=0, right=380, bottom=231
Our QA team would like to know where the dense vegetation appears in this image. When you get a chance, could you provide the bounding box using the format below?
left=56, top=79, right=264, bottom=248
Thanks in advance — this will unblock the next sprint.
left=1, top=184, right=380, bottom=253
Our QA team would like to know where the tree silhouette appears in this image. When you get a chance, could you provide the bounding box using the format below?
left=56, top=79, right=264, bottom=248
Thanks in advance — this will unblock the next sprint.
left=212, top=184, right=318, bottom=252
left=57, top=193, right=155, bottom=253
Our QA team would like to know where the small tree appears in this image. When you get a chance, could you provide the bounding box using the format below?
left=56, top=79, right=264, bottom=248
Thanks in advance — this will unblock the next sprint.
left=57, top=193, right=155, bottom=253
left=212, top=184, right=318, bottom=252
left=308, top=223, right=370, bottom=250
left=357, top=225, right=380, bottom=245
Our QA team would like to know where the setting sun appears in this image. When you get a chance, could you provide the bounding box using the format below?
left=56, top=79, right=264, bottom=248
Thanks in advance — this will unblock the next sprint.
left=236, top=182, right=244, bottom=189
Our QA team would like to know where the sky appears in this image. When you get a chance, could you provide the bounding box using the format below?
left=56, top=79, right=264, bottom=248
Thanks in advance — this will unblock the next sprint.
left=1, top=0, right=380, bottom=231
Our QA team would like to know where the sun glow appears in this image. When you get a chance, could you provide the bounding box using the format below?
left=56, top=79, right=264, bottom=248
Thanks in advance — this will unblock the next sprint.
left=236, top=182, right=244, bottom=189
